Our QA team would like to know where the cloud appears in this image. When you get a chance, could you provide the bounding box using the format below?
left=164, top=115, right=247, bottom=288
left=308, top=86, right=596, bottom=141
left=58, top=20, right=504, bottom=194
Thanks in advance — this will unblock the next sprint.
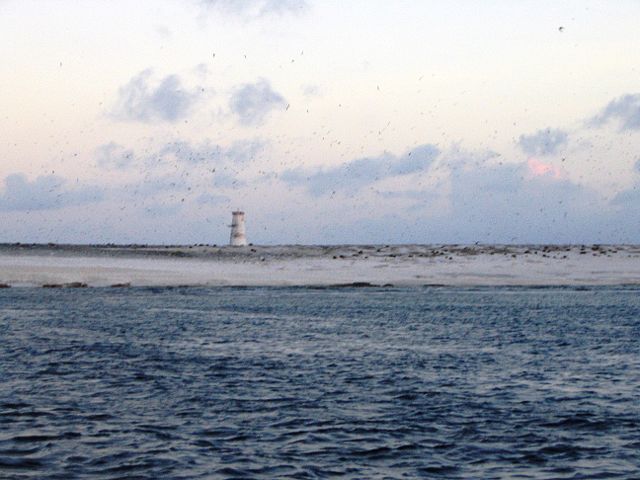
left=212, top=172, right=245, bottom=188
left=0, top=174, right=103, bottom=211
left=123, top=174, right=190, bottom=198
left=156, top=139, right=266, bottom=165
left=200, top=0, right=307, bottom=18
left=377, top=160, right=597, bottom=243
left=197, top=192, right=228, bottom=204
left=111, top=70, right=201, bottom=123
left=193, top=63, right=210, bottom=78
left=527, top=158, right=565, bottom=179
left=224, top=139, right=265, bottom=163
left=436, top=154, right=602, bottom=242
left=589, top=93, right=640, bottom=131
left=229, top=79, right=286, bottom=126
left=518, top=128, right=568, bottom=156
left=95, top=142, right=134, bottom=170
left=611, top=185, right=640, bottom=206
left=157, top=141, right=224, bottom=164
left=302, top=84, right=322, bottom=97
left=611, top=159, right=640, bottom=206
left=289, top=145, right=609, bottom=244
left=96, top=138, right=263, bottom=207
left=143, top=203, right=183, bottom=217
left=155, top=25, right=171, bottom=38
left=97, top=138, right=266, bottom=172
left=281, top=144, right=440, bottom=196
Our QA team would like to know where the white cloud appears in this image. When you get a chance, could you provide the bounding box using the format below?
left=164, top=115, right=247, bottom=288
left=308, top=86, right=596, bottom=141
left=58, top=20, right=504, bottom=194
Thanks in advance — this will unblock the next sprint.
left=200, top=0, right=308, bottom=18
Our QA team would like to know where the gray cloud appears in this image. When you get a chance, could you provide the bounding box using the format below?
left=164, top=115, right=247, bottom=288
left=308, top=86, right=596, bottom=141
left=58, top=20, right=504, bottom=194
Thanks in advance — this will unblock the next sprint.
left=611, top=185, right=639, bottom=206
left=103, top=139, right=262, bottom=204
left=123, top=174, right=190, bottom=199
left=97, top=138, right=266, bottom=171
left=156, top=139, right=266, bottom=165
left=451, top=161, right=579, bottom=209
left=157, top=141, right=224, bottom=164
left=111, top=70, right=201, bottom=123
left=229, top=79, right=286, bottom=126
left=518, top=128, right=568, bottom=156
left=225, top=139, right=265, bottom=163
left=95, top=142, right=134, bottom=170
left=331, top=156, right=604, bottom=244
left=0, top=174, right=103, bottom=211
left=611, top=159, right=640, bottom=206
left=212, top=172, right=245, bottom=188
left=589, top=93, right=640, bottom=131
left=197, top=192, right=228, bottom=204
left=143, top=203, right=183, bottom=217
left=281, top=144, right=440, bottom=196
left=434, top=157, right=605, bottom=242
left=200, top=0, right=307, bottom=17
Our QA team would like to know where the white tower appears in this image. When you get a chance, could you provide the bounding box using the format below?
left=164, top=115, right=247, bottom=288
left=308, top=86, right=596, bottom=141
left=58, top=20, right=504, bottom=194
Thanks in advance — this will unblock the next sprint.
left=229, top=211, right=248, bottom=246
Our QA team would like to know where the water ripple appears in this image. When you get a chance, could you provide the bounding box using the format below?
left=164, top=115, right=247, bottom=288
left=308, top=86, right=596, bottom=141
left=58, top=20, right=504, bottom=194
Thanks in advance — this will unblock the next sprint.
left=0, top=286, right=639, bottom=478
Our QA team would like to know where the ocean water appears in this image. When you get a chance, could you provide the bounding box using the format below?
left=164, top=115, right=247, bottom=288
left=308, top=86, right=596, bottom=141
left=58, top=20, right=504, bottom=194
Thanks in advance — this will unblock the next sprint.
left=1, top=286, right=639, bottom=479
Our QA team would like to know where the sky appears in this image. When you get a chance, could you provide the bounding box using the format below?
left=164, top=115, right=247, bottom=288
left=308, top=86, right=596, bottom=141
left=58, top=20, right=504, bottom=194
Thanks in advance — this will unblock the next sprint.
left=1, top=0, right=639, bottom=244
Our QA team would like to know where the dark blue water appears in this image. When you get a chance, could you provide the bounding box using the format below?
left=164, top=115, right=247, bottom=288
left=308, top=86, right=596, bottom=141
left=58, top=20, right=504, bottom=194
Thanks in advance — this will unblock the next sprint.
left=1, top=286, right=639, bottom=479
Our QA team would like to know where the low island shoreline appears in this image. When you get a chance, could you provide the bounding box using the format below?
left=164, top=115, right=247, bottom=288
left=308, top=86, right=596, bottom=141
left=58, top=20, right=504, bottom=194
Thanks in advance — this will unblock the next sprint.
left=0, top=243, right=639, bottom=288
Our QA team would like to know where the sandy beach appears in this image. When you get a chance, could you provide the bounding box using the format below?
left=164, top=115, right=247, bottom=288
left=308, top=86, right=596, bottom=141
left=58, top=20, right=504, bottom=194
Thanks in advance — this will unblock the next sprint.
left=0, top=243, right=638, bottom=287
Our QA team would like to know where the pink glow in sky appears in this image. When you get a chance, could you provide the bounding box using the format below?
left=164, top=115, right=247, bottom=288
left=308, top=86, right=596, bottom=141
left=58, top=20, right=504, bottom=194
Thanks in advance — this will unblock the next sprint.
left=527, top=158, right=565, bottom=180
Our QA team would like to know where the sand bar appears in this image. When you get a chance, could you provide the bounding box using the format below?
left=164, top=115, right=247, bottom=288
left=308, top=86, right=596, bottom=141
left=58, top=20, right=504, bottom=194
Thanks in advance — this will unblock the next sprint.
left=0, top=244, right=639, bottom=287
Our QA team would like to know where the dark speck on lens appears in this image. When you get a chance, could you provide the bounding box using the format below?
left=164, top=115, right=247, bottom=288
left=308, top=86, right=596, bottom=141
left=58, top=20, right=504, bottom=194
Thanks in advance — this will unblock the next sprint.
left=0, top=286, right=639, bottom=478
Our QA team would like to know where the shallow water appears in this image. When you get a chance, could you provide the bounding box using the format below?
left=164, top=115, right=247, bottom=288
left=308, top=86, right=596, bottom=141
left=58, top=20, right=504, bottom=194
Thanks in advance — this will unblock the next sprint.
left=1, top=286, right=639, bottom=479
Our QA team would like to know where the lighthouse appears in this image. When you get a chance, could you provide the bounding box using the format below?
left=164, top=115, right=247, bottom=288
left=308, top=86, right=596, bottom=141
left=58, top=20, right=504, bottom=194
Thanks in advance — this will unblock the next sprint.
left=229, top=211, right=247, bottom=246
